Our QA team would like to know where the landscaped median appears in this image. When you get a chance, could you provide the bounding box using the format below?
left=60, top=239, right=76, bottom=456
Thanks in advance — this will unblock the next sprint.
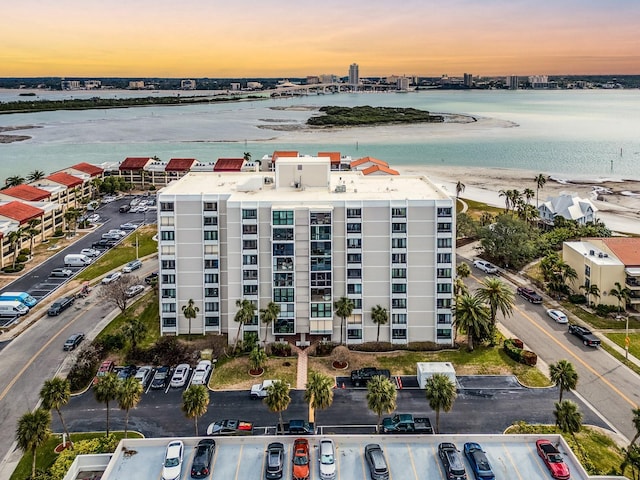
left=208, top=355, right=297, bottom=391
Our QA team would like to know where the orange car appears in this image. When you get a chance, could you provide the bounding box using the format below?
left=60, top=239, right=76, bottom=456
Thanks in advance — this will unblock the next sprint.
left=292, top=438, right=310, bottom=480
left=93, top=360, right=114, bottom=385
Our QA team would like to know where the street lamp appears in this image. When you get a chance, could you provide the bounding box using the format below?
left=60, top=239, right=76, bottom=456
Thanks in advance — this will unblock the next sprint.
left=625, top=315, right=630, bottom=360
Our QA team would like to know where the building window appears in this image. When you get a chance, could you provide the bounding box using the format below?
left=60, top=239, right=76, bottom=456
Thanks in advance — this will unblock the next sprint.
left=392, top=223, right=406, bottom=233
left=274, top=258, right=294, bottom=271
left=205, top=288, right=219, bottom=297
left=392, top=283, right=407, bottom=294
left=272, top=210, right=294, bottom=225
left=204, top=259, right=218, bottom=269
left=347, top=253, right=362, bottom=264
left=273, top=228, right=294, bottom=241
left=392, top=208, right=406, bottom=218
left=243, top=270, right=258, bottom=280
left=438, top=313, right=452, bottom=324
left=392, top=298, right=406, bottom=309
left=161, top=260, right=175, bottom=269
left=204, top=273, right=219, bottom=283
left=274, top=288, right=295, bottom=302
left=243, top=224, right=258, bottom=235
left=205, top=302, right=219, bottom=312
left=273, top=243, right=294, bottom=256
left=205, top=316, right=219, bottom=327
left=161, top=289, right=176, bottom=298
left=437, top=283, right=452, bottom=293
left=437, top=268, right=452, bottom=278
left=347, top=208, right=361, bottom=218
left=347, top=238, right=362, bottom=249
left=243, top=284, right=258, bottom=295
left=392, top=238, right=407, bottom=248
left=243, top=255, right=258, bottom=265
left=437, top=329, right=451, bottom=339
left=391, top=253, right=406, bottom=264
left=204, top=230, right=218, bottom=241
left=392, top=329, right=407, bottom=340
left=160, top=216, right=174, bottom=226
left=437, top=207, right=452, bottom=217
left=310, top=212, right=331, bottom=225
left=162, top=303, right=176, bottom=313
left=311, top=226, right=331, bottom=240
left=437, top=253, right=452, bottom=263
left=160, top=202, right=174, bottom=212
left=203, top=216, right=218, bottom=226
left=203, top=202, right=217, bottom=211
left=437, top=238, right=452, bottom=248
left=347, top=329, right=362, bottom=339
left=391, top=268, right=406, bottom=279
left=311, top=241, right=331, bottom=256
left=585, top=265, right=591, bottom=277
left=347, top=283, right=362, bottom=294
left=311, top=272, right=331, bottom=286
left=311, top=257, right=332, bottom=271
left=392, top=313, right=407, bottom=324
left=242, top=209, right=257, bottom=220
left=274, top=273, right=294, bottom=286
left=352, top=298, right=362, bottom=309
left=162, top=317, right=177, bottom=328
left=347, top=223, right=362, bottom=233
left=311, top=303, right=332, bottom=317
left=347, top=269, right=362, bottom=279
left=162, top=274, right=175, bottom=284
left=243, top=239, right=257, bottom=250
left=437, top=298, right=452, bottom=308
left=437, top=222, right=452, bottom=232
left=160, top=230, right=175, bottom=241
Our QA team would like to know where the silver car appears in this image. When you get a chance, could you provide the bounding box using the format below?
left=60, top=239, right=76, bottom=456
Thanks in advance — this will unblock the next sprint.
left=170, top=364, right=190, bottom=388
left=318, top=438, right=336, bottom=480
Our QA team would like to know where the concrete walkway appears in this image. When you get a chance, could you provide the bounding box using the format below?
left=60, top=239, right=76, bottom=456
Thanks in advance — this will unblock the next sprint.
left=292, top=345, right=308, bottom=390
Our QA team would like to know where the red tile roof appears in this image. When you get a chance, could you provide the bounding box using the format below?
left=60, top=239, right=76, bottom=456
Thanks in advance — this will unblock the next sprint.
left=166, top=158, right=198, bottom=172
left=70, top=162, right=103, bottom=176
left=45, top=172, right=84, bottom=187
left=0, top=201, right=44, bottom=224
left=272, top=151, right=299, bottom=162
left=2, top=184, right=50, bottom=201
left=601, top=238, right=640, bottom=267
left=214, top=158, right=245, bottom=172
left=119, top=157, right=152, bottom=171
left=361, top=164, right=399, bottom=176
left=350, top=156, right=389, bottom=168
left=317, top=152, right=341, bottom=165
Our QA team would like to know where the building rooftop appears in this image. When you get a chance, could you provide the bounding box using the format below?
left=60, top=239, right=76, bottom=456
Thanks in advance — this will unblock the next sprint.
left=601, top=237, right=640, bottom=267
left=565, top=241, right=624, bottom=266
left=1, top=184, right=51, bottom=201
left=45, top=172, right=84, bottom=188
left=213, top=158, right=245, bottom=172
left=0, top=201, right=44, bottom=224
left=120, top=157, right=152, bottom=171
left=69, top=162, right=104, bottom=177
left=166, top=158, right=199, bottom=172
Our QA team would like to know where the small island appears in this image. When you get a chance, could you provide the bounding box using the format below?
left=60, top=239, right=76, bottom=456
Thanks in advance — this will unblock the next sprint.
left=306, top=105, right=444, bottom=127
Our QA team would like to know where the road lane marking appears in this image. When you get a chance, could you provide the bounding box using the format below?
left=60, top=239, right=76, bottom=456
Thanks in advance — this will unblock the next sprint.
left=233, top=444, right=243, bottom=480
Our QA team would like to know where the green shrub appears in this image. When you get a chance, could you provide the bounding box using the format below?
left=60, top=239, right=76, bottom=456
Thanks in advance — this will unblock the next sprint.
left=271, top=342, right=292, bottom=357
left=569, top=294, right=587, bottom=304
left=503, top=338, right=537, bottom=365
left=49, top=435, right=119, bottom=480
left=16, top=254, right=29, bottom=263
left=94, top=333, right=125, bottom=352
left=19, top=248, right=30, bottom=255
left=595, top=304, right=618, bottom=317
left=2, top=264, right=25, bottom=273
left=67, top=348, right=100, bottom=391
left=53, top=228, right=64, bottom=237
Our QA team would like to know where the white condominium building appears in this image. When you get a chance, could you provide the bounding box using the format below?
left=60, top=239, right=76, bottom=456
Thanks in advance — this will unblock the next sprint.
left=156, top=156, right=455, bottom=346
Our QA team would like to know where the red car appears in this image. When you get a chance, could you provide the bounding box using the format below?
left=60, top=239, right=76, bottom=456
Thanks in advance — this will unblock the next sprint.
left=292, top=438, right=310, bottom=480
left=536, top=439, right=570, bottom=480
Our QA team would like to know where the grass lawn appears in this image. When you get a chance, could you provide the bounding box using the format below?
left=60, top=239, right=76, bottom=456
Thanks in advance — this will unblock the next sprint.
left=209, top=355, right=297, bottom=390
left=561, top=301, right=640, bottom=330
left=605, top=332, right=640, bottom=360
left=462, top=198, right=503, bottom=220
left=10, top=431, right=143, bottom=480
left=77, top=226, right=157, bottom=281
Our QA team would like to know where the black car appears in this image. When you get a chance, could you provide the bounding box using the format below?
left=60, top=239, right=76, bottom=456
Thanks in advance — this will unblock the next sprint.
left=145, top=271, right=159, bottom=285
left=92, top=239, right=118, bottom=249
left=265, top=442, right=285, bottom=479
left=48, top=296, right=75, bottom=316
left=438, top=443, right=467, bottom=480
left=516, top=287, right=543, bottom=304
left=63, top=333, right=84, bottom=351
left=151, top=365, right=170, bottom=389
left=364, top=444, right=389, bottom=480
left=119, top=204, right=131, bottom=213
left=190, top=438, right=215, bottom=478
left=116, top=365, right=137, bottom=381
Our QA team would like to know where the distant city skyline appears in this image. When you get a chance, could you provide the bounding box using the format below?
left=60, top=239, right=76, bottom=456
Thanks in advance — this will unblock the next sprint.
left=3, top=0, right=639, bottom=77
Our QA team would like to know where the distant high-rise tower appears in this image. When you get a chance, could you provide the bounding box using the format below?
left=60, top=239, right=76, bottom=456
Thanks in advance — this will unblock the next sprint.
left=463, top=73, right=473, bottom=88
left=348, top=63, right=359, bottom=86
left=507, top=75, right=519, bottom=90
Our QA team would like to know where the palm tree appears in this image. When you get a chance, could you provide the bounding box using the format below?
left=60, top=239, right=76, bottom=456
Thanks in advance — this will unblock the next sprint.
left=579, top=283, right=600, bottom=306
left=93, top=373, right=119, bottom=436
left=371, top=305, right=389, bottom=342
left=182, top=385, right=210, bottom=435
left=233, top=299, right=256, bottom=353
left=243, top=152, right=252, bottom=162
left=455, top=181, right=465, bottom=199
left=621, top=445, right=640, bottom=479
left=123, top=318, right=147, bottom=351
left=498, top=189, right=511, bottom=212
left=366, top=375, right=397, bottom=433
left=5, top=175, right=25, bottom=188
left=334, top=296, right=355, bottom=345
left=304, top=371, right=334, bottom=427
left=181, top=298, right=199, bottom=340
left=453, top=293, right=491, bottom=351
left=479, top=212, right=494, bottom=227
left=27, top=170, right=46, bottom=182
left=476, top=278, right=514, bottom=345
left=7, top=227, right=25, bottom=269
left=610, top=282, right=631, bottom=313
left=523, top=188, right=535, bottom=204
left=39, top=377, right=72, bottom=449
left=117, top=377, right=143, bottom=438
left=15, top=408, right=50, bottom=478
left=425, top=373, right=457, bottom=434
left=549, top=359, right=578, bottom=403
left=264, top=380, right=291, bottom=434
left=630, top=407, right=640, bottom=446
left=260, top=301, right=281, bottom=343
left=554, top=400, right=583, bottom=440
left=26, top=218, right=41, bottom=255
left=535, top=173, right=547, bottom=208
left=249, top=346, right=268, bottom=373
left=456, top=262, right=471, bottom=280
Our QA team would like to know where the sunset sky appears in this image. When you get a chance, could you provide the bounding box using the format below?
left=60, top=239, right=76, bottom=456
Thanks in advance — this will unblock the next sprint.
left=3, top=0, right=639, bottom=78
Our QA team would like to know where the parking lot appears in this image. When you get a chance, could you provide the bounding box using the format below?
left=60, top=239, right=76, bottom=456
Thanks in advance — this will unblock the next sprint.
left=99, top=434, right=590, bottom=480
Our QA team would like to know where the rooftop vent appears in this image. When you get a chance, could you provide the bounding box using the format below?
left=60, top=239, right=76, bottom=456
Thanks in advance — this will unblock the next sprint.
left=334, top=184, right=346, bottom=193
left=589, top=250, right=595, bottom=256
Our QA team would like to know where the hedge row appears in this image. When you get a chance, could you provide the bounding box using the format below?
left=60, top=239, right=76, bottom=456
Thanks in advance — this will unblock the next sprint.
left=503, top=338, right=538, bottom=366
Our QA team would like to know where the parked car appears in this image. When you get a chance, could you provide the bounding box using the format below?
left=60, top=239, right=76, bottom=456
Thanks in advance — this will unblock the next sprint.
left=464, top=442, right=495, bottom=480
left=63, top=333, right=84, bottom=351
left=364, top=444, right=389, bottom=480
left=191, top=360, right=212, bottom=386
left=87, top=213, right=100, bottom=223
left=125, top=284, right=145, bottom=298
left=265, top=442, right=285, bottom=480
left=190, top=438, right=215, bottom=479
left=170, top=364, right=190, bottom=388
left=116, top=365, right=137, bottom=381
left=206, top=419, right=254, bottom=436
left=93, top=360, right=114, bottom=385
left=318, top=438, right=337, bottom=480
left=145, top=272, right=159, bottom=285
left=119, top=205, right=131, bottom=213
left=108, top=229, right=127, bottom=237
left=536, top=439, right=570, bottom=480
left=438, top=443, right=467, bottom=480
left=48, top=296, right=75, bottom=316
left=50, top=268, right=73, bottom=278
left=292, top=438, right=310, bottom=480
left=80, top=248, right=101, bottom=257
left=92, top=239, right=118, bottom=249
left=568, top=324, right=601, bottom=347
left=101, top=271, right=122, bottom=284
left=547, top=309, right=569, bottom=324
left=162, top=440, right=184, bottom=480
left=123, top=259, right=143, bottom=273
left=151, top=366, right=170, bottom=389
left=517, top=287, right=543, bottom=304
left=134, top=365, right=154, bottom=388
left=120, top=222, right=139, bottom=230
left=473, top=260, right=498, bottom=274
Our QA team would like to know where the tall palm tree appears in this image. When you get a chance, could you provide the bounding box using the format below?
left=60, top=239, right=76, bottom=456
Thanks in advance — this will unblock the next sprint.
left=609, top=282, right=631, bottom=313
left=549, top=359, right=578, bottom=403
left=39, top=377, right=72, bottom=449
left=15, top=408, right=50, bottom=478
left=260, top=301, right=281, bottom=343
left=234, top=299, right=256, bottom=353
left=7, top=227, right=25, bottom=268
left=26, top=218, right=41, bottom=255
left=5, top=175, right=25, bottom=188
left=93, top=373, right=119, bottom=436
left=117, top=377, right=143, bottom=438
left=425, top=373, right=457, bottom=434
left=579, top=283, right=600, bottom=306
left=453, top=293, right=491, bottom=351
left=366, top=375, right=397, bottom=433
left=523, top=188, right=535, bottom=204
left=456, top=262, right=471, bottom=280
left=182, top=384, right=210, bottom=436
left=535, top=173, right=547, bottom=208
left=630, top=407, right=640, bottom=447
left=554, top=400, right=583, bottom=440
left=304, top=371, right=334, bottom=427
left=476, top=278, right=514, bottom=345
left=27, top=170, right=46, bottom=182
left=123, top=318, right=147, bottom=351
left=334, top=296, right=355, bottom=345
left=264, top=380, right=291, bottom=434
left=498, top=189, right=511, bottom=212
left=181, top=298, right=199, bottom=340
left=455, top=181, right=465, bottom=199
left=371, top=305, right=389, bottom=342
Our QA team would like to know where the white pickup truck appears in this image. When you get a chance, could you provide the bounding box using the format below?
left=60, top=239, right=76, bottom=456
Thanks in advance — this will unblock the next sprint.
left=250, top=379, right=275, bottom=399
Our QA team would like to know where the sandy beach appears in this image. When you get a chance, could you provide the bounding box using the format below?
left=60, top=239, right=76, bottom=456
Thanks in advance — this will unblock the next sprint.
left=396, top=165, right=640, bottom=235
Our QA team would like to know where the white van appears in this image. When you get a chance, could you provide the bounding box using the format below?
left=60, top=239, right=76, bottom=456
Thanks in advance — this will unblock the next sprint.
left=64, top=254, right=92, bottom=267
left=0, top=301, right=29, bottom=317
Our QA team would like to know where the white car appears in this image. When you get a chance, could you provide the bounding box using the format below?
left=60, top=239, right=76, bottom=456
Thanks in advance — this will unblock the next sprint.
left=162, top=440, right=184, bottom=480
left=125, top=284, right=145, bottom=298
left=190, top=360, right=212, bottom=386
left=134, top=365, right=154, bottom=388
left=80, top=248, right=101, bottom=258
left=101, top=271, right=122, bottom=284
left=170, top=363, right=190, bottom=388
left=87, top=214, right=101, bottom=223
left=122, top=259, right=143, bottom=273
left=319, top=438, right=337, bottom=480
left=473, top=260, right=499, bottom=274
left=547, top=309, right=569, bottom=324
left=120, top=222, right=139, bottom=231
left=108, top=229, right=127, bottom=237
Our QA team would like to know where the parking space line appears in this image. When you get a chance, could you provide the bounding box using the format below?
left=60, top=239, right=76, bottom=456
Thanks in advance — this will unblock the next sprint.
left=501, top=443, right=524, bottom=480
left=233, top=444, right=244, bottom=480
left=405, top=443, right=419, bottom=480
left=526, top=442, right=552, bottom=479
left=210, top=438, right=221, bottom=475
